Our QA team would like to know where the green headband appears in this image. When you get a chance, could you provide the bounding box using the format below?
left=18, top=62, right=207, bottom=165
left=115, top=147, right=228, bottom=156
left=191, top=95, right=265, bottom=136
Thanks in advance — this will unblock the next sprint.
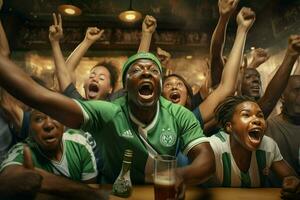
left=122, top=52, right=162, bottom=87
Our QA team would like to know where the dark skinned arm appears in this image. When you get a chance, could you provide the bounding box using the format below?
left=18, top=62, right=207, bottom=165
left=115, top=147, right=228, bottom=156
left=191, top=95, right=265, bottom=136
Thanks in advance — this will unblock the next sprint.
left=0, top=53, right=83, bottom=129
left=138, top=15, right=157, bottom=53
left=210, top=0, right=239, bottom=87
left=177, top=142, right=215, bottom=185
left=258, top=35, right=300, bottom=118
left=271, top=160, right=300, bottom=200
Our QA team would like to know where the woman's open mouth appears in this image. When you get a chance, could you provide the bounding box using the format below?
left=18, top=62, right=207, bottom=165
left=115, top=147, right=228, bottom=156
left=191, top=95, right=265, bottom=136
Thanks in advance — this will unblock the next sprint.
left=169, top=91, right=181, bottom=103
left=248, top=128, right=263, bottom=144
left=88, top=83, right=100, bottom=98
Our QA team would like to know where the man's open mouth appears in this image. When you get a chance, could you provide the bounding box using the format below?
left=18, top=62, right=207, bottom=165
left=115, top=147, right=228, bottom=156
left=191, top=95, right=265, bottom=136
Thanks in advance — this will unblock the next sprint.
left=248, top=128, right=263, bottom=144
left=138, top=82, right=154, bottom=100
left=169, top=91, right=181, bottom=103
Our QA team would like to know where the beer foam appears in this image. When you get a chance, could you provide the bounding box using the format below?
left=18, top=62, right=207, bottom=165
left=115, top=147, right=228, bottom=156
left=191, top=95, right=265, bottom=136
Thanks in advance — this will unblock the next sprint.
left=154, top=177, right=176, bottom=185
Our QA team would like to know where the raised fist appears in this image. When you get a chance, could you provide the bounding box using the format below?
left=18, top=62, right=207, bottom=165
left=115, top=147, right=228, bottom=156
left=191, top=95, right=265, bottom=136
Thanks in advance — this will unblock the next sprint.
left=157, top=47, right=171, bottom=66
left=287, top=34, right=300, bottom=56
left=84, top=27, right=104, bottom=42
left=142, top=15, right=157, bottom=34
left=236, top=7, right=255, bottom=32
left=218, top=0, right=239, bottom=17
left=249, top=48, right=269, bottom=68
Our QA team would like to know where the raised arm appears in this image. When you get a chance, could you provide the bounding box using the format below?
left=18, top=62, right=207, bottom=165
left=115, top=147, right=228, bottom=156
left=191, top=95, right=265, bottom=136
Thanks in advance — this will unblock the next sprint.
left=138, top=15, right=157, bottom=53
left=258, top=35, right=300, bottom=118
left=156, top=47, right=172, bottom=75
left=66, top=27, right=104, bottom=82
left=0, top=53, right=83, bottom=129
left=49, top=13, right=71, bottom=92
left=210, top=0, right=239, bottom=87
left=247, top=48, right=270, bottom=69
left=199, top=7, right=255, bottom=123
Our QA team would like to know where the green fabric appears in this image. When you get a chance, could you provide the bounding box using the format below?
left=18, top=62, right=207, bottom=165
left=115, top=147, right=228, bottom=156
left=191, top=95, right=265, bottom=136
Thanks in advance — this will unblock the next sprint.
left=215, top=131, right=226, bottom=142
left=77, top=95, right=204, bottom=184
left=241, top=171, right=251, bottom=188
left=121, top=52, right=162, bottom=86
left=256, top=150, right=267, bottom=186
left=0, top=132, right=97, bottom=181
left=222, top=152, right=231, bottom=187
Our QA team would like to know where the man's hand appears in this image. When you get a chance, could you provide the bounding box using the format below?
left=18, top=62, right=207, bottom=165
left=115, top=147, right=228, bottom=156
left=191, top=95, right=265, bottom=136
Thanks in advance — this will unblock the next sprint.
left=142, top=15, right=157, bottom=34
left=157, top=47, right=171, bottom=66
left=236, top=7, right=255, bottom=32
left=287, top=34, right=300, bottom=57
left=248, top=48, right=269, bottom=68
left=23, top=144, right=34, bottom=169
left=84, top=27, right=104, bottom=42
left=281, top=176, right=300, bottom=200
left=5, top=145, right=43, bottom=197
left=175, top=172, right=185, bottom=200
left=49, top=13, right=63, bottom=42
left=218, top=0, right=239, bottom=18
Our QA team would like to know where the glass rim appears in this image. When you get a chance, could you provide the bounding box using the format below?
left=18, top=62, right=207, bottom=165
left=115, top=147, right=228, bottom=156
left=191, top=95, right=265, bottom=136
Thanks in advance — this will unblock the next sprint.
left=154, top=155, right=176, bottom=162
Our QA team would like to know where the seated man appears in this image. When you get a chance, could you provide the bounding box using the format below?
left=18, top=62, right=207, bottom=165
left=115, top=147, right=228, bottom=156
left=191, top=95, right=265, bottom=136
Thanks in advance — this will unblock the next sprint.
left=203, top=96, right=299, bottom=199
left=266, top=75, right=300, bottom=180
left=0, top=109, right=101, bottom=199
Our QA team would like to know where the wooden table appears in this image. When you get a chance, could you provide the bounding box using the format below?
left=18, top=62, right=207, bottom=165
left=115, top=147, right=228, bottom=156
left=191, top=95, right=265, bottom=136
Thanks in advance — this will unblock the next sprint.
left=106, top=185, right=281, bottom=200
left=35, top=185, right=281, bottom=200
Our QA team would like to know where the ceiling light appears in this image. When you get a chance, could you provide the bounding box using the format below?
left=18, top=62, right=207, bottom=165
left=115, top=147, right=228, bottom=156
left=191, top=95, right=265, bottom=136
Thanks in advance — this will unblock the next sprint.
left=58, top=4, right=82, bottom=16
left=186, top=55, right=193, bottom=60
left=119, top=0, right=142, bottom=23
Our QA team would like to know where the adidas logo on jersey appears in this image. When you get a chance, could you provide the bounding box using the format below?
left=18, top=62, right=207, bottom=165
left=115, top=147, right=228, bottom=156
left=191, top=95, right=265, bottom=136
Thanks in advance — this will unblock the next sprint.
left=121, top=130, right=134, bottom=138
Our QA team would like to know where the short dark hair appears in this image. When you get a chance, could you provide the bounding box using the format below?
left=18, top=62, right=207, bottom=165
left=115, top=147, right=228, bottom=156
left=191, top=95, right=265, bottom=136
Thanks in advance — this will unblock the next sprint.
left=215, top=95, right=257, bottom=129
left=163, top=74, right=193, bottom=110
left=91, top=61, right=119, bottom=92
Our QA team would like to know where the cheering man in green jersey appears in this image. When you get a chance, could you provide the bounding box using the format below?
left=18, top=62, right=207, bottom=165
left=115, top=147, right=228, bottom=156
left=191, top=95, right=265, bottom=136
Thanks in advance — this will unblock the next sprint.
left=0, top=51, right=215, bottom=187
left=0, top=109, right=105, bottom=199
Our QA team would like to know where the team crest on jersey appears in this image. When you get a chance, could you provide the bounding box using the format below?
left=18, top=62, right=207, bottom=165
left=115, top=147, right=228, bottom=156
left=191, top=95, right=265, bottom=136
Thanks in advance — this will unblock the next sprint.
left=160, top=128, right=176, bottom=147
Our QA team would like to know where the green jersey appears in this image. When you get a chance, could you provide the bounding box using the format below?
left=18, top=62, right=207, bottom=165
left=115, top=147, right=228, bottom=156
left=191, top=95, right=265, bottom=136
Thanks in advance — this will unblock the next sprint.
left=205, top=131, right=283, bottom=187
left=75, top=96, right=206, bottom=184
left=0, top=131, right=97, bottom=182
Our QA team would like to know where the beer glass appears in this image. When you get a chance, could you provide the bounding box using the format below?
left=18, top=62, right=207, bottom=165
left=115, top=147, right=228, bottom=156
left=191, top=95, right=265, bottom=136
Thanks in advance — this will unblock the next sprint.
left=154, top=155, right=177, bottom=200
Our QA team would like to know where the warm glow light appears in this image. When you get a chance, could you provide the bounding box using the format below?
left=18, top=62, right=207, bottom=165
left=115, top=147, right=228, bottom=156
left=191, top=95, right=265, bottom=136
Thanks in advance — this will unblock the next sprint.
left=64, top=8, right=76, bottom=15
left=186, top=55, right=193, bottom=60
left=125, top=13, right=136, bottom=20
left=197, top=74, right=205, bottom=81
left=119, top=10, right=142, bottom=23
left=46, top=65, right=53, bottom=70
left=58, top=4, right=82, bottom=16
